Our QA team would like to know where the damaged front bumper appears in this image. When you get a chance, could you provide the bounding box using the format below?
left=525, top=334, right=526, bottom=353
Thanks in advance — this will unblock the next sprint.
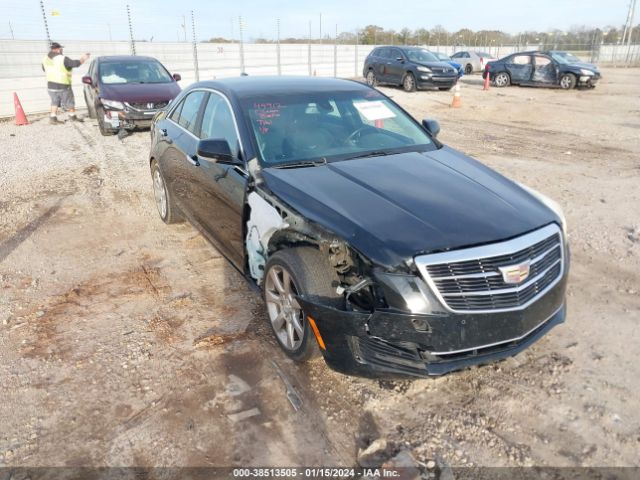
left=103, top=108, right=157, bottom=130
left=297, top=274, right=567, bottom=378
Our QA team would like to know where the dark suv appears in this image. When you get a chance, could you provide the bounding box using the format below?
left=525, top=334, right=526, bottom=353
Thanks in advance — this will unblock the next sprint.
left=149, top=76, right=568, bottom=378
left=363, top=47, right=459, bottom=92
left=82, top=55, right=182, bottom=135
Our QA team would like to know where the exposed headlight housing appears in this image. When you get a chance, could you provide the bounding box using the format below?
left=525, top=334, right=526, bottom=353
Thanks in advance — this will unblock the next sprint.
left=580, top=69, right=595, bottom=76
left=100, top=99, right=125, bottom=110
left=517, top=182, right=568, bottom=237
left=417, top=66, right=432, bottom=73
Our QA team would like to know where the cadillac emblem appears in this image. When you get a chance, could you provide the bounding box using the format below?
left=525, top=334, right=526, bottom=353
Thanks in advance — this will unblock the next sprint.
left=499, top=261, right=531, bottom=284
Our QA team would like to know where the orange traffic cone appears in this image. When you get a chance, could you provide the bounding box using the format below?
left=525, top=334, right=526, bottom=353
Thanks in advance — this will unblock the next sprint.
left=483, top=73, right=490, bottom=91
left=451, top=84, right=461, bottom=108
left=14, top=93, right=29, bottom=125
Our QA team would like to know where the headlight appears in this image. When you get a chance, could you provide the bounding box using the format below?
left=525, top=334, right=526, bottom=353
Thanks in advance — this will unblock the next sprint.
left=580, top=69, right=594, bottom=76
left=517, top=182, right=568, bottom=237
left=417, top=66, right=432, bottom=73
left=100, top=99, right=125, bottom=110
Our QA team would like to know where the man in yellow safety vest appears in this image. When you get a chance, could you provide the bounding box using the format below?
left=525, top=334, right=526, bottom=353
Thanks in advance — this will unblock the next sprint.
left=42, top=42, right=90, bottom=124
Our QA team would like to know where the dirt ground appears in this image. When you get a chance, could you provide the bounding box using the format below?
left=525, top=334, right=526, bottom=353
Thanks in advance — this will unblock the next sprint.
left=1, top=68, right=639, bottom=471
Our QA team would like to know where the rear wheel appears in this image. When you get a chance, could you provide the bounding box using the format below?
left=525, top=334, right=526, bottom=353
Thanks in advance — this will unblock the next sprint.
left=494, top=72, right=511, bottom=87
left=465, top=64, right=473, bottom=74
left=559, top=73, right=576, bottom=90
left=402, top=72, right=416, bottom=92
left=150, top=159, right=181, bottom=224
left=263, top=247, right=342, bottom=362
left=366, top=70, right=378, bottom=87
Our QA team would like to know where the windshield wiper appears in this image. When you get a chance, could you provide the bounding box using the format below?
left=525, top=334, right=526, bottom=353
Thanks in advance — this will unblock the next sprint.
left=344, top=150, right=392, bottom=161
left=273, top=157, right=327, bottom=169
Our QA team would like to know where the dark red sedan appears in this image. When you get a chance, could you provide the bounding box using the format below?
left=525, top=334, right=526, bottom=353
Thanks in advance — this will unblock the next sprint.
left=82, top=55, right=181, bottom=136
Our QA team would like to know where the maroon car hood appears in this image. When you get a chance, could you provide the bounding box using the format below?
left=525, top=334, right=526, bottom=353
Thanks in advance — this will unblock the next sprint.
left=98, top=81, right=181, bottom=103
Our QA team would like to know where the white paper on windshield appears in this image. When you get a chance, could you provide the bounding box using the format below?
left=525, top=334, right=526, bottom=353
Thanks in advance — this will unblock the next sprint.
left=353, top=101, right=396, bottom=121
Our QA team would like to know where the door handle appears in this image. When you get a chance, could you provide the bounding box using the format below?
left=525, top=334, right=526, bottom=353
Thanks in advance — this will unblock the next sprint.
left=187, top=154, right=200, bottom=166
left=160, top=128, right=168, bottom=136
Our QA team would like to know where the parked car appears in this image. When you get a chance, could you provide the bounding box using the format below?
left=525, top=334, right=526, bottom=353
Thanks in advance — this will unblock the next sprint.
left=82, top=55, right=181, bottom=136
left=363, top=46, right=459, bottom=92
left=149, top=76, right=569, bottom=378
left=430, top=52, right=464, bottom=77
left=483, top=51, right=601, bottom=89
left=450, top=50, right=497, bottom=74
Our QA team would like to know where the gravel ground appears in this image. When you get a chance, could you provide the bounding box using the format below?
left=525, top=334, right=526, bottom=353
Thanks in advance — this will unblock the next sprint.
left=1, top=68, right=639, bottom=470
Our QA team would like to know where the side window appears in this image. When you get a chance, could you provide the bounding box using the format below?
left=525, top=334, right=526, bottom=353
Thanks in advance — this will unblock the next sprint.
left=174, top=91, right=206, bottom=133
left=378, top=48, right=391, bottom=59
left=199, top=93, right=241, bottom=159
left=535, top=56, right=552, bottom=67
left=391, top=49, right=403, bottom=61
left=463, top=52, right=471, bottom=58
left=512, top=55, right=531, bottom=65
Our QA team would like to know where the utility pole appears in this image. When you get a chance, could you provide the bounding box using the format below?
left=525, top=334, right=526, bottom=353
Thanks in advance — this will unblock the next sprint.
left=319, top=13, right=322, bottom=44
left=308, top=20, right=312, bottom=75
left=107, top=23, right=112, bottom=41
left=191, top=11, right=199, bottom=81
left=8, top=21, right=14, bottom=40
left=39, top=0, right=51, bottom=46
left=127, top=4, right=136, bottom=55
left=626, top=0, right=637, bottom=61
left=334, top=24, right=337, bottom=77
left=621, top=0, right=634, bottom=44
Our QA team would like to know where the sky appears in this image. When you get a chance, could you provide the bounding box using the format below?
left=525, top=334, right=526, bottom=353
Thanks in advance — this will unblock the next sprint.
left=1, top=0, right=634, bottom=42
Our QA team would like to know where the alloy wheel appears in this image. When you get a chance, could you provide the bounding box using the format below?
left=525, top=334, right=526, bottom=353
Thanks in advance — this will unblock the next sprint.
left=153, top=169, right=167, bottom=219
left=560, top=75, right=571, bottom=89
left=265, top=265, right=304, bottom=351
left=403, top=74, right=415, bottom=91
left=366, top=71, right=376, bottom=86
left=495, top=73, right=509, bottom=87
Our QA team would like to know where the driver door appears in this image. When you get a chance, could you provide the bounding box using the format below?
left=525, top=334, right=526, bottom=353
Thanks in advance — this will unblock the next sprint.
left=531, top=55, right=558, bottom=85
left=506, top=54, right=533, bottom=83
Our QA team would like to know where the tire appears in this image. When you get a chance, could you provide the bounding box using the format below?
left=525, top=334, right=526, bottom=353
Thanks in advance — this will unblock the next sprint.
left=84, top=92, right=96, bottom=119
left=150, top=159, right=181, bottom=224
left=494, top=72, right=511, bottom=87
left=465, top=64, right=473, bottom=74
left=366, top=70, right=377, bottom=87
left=438, top=87, right=453, bottom=91
left=97, top=107, right=117, bottom=136
left=402, top=72, right=417, bottom=92
left=559, top=73, right=576, bottom=90
left=263, top=247, right=342, bottom=362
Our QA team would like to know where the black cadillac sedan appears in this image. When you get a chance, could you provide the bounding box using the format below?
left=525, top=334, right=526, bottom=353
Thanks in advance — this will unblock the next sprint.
left=483, top=50, right=600, bottom=89
left=149, top=76, right=569, bottom=378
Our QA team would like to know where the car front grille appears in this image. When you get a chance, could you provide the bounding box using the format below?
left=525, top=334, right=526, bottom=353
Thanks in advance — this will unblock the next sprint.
left=415, top=224, right=564, bottom=313
left=125, top=101, right=169, bottom=111
left=431, top=67, right=453, bottom=74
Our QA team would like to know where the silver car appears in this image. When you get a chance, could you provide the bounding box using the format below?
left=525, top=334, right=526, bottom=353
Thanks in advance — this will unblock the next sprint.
left=451, top=50, right=497, bottom=74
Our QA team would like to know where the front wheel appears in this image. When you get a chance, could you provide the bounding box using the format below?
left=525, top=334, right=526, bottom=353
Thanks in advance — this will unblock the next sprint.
left=494, top=72, right=511, bottom=87
left=559, top=73, right=576, bottom=90
left=263, top=248, right=342, bottom=362
left=402, top=72, right=417, bottom=92
left=366, top=70, right=377, bottom=87
left=97, top=107, right=117, bottom=136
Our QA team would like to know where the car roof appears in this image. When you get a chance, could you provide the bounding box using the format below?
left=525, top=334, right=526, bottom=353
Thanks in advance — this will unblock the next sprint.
left=97, top=55, right=160, bottom=63
left=191, top=76, right=370, bottom=98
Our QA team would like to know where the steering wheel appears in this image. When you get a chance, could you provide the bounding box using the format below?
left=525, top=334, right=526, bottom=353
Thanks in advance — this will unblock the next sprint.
left=345, top=125, right=379, bottom=146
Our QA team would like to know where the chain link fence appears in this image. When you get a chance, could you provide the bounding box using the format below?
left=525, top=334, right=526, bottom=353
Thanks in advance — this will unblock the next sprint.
left=1, top=36, right=639, bottom=117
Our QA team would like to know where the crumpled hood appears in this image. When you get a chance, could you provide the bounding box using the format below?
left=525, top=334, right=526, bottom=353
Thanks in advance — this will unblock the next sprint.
left=262, top=147, right=558, bottom=270
left=570, top=62, right=599, bottom=72
left=98, top=81, right=181, bottom=103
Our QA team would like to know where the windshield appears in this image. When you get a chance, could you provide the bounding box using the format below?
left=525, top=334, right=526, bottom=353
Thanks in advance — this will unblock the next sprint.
left=434, top=52, right=451, bottom=61
left=99, top=60, right=173, bottom=85
left=242, top=89, right=436, bottom=167
left=405, top=49, right=439, bottom=63
left=550, top=51, right=580, bottom=64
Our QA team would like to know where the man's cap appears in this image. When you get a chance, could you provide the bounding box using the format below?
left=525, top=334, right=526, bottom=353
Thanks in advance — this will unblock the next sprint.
left=50, top=42, right=63, bottom=49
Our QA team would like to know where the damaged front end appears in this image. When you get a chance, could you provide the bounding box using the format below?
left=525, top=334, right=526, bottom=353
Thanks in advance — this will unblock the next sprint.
left=244, top=178, right=568, bottom=379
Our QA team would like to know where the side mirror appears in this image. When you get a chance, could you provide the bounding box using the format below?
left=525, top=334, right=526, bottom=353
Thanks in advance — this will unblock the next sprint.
left=81, top=76, right=93, bottom=85
left=422, top=119, right=440, bottom=138
left=172, top=73, right=181, bottom=82
left=396, top=57, right=404, bottom=62
left=197, top=139, right=236, bottom=164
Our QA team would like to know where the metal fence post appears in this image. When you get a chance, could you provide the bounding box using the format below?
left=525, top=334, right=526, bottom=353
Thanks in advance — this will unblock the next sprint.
left=127, top=4, right=136, bottom=55
left=354, top=32, right=359, bottom=78
left=191, top=11, right=199, bottom=82
left=39, top=0, right=51, bottom=47
left=277, top=18, right=281, bottom=75
left=308, top=21, right=312, bottom=76
left=239, top=16, right=245, bottom=74
left=334, top=24, right=338, bottom=77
